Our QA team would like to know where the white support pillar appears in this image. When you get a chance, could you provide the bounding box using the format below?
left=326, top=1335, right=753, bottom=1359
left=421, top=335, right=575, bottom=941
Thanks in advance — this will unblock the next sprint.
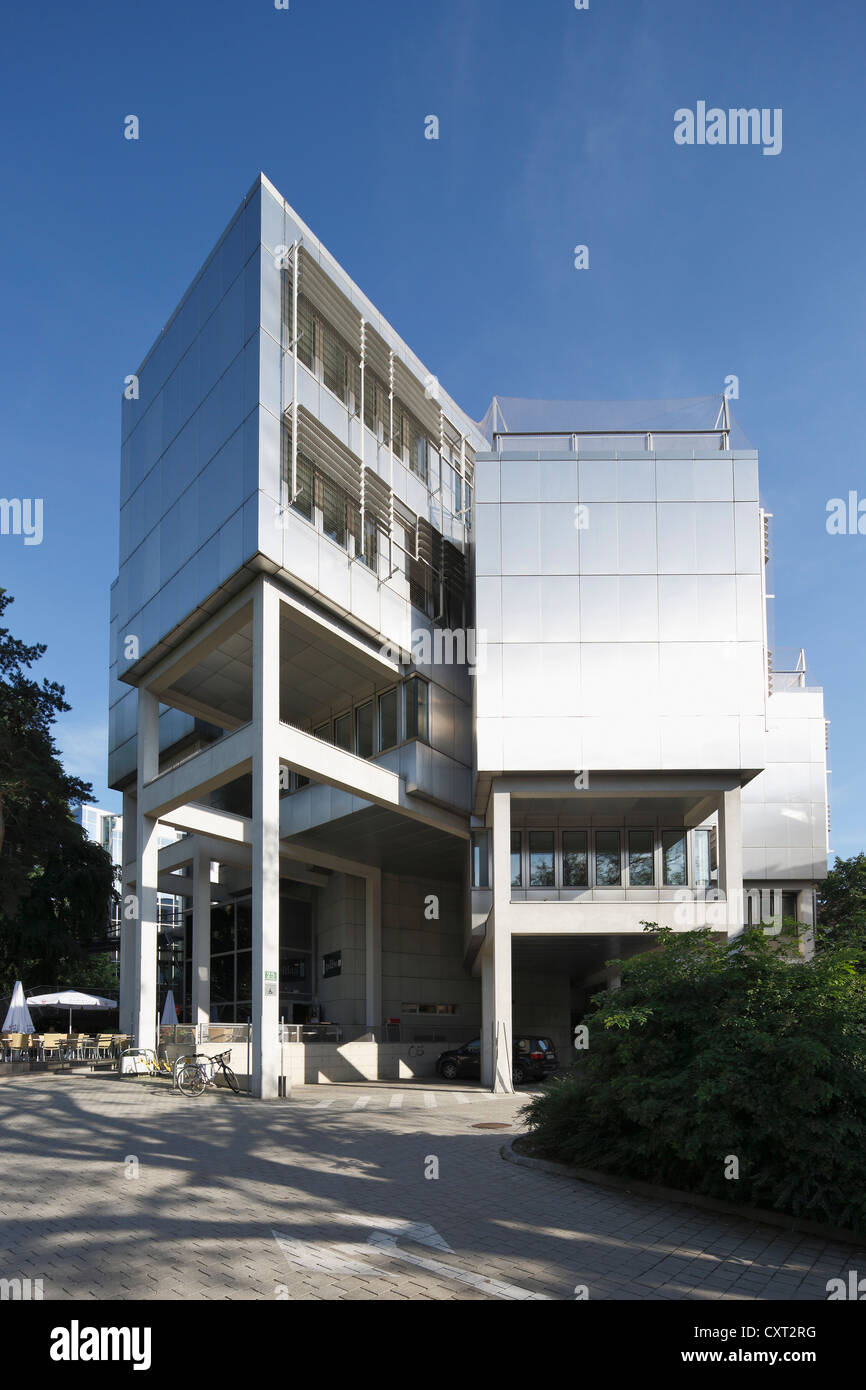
left=118, top=789, right=137, bottom=1037
left=365, top=871, right=382, bottom=1039
left=717, top=786, right=744, bottom=939
left=797, top=887, right=816, bottom=960
left=480, top=788, right=513, bottom=1093
left=134, top=688, right=160, bottom=1051
left=251, top=580, right=281, bottom=1099
left=192, top=849, right=211, bottom=1027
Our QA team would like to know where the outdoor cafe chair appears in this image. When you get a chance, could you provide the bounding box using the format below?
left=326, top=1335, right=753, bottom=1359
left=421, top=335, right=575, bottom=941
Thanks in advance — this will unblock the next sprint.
left=2, top=1033, right=26, bottom=1060
left=41, top=1034, right=65, bottom=1060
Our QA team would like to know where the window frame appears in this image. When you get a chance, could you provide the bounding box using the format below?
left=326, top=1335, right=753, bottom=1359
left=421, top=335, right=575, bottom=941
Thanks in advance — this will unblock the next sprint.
left=627, top=828, right=655, bottom=887
left=661, top=829, right=689, bottom=888
left=528, top=829, right=556, bottom=890
left=593, top=829, right=623, bottom=888
left=377, top=686, right=399, bottom=752
left=562, top=828, right=589, bottom=889
left=510, top=829, right=523, bottom=889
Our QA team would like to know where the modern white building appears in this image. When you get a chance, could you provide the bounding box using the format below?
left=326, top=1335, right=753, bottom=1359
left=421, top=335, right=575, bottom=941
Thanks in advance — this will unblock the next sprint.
left=111, top=173, right=829, bottom=1095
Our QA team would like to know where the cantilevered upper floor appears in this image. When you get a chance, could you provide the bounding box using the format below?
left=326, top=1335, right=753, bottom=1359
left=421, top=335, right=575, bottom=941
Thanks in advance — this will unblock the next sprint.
left=109, top=173, right=486, bottom=794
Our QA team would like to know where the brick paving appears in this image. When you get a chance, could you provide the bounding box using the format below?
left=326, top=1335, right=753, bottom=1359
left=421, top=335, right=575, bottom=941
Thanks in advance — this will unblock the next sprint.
left=0, top=1072, right=862, bottom=1301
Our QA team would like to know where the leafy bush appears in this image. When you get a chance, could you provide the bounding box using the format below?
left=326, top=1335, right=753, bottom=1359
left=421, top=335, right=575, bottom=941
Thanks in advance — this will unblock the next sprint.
left=521, top=927, right=866, bottom=1232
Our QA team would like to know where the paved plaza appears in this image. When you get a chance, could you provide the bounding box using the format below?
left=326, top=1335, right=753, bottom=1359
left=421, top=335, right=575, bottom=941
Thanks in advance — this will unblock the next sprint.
left=0, top=1073, right=861, bottom=1301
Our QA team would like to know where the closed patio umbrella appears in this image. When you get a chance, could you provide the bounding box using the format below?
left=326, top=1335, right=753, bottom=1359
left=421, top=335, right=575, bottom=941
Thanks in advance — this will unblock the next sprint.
left=26, top=990, right=117, bottom=1034
left=2, top=981, right=35, bottom=1033
left=161, top=990, right=178, bottom=1026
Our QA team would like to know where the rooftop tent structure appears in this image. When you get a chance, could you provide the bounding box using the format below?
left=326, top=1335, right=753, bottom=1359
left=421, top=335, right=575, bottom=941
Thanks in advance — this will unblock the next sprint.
left=477, top=394, right=753, bottom=452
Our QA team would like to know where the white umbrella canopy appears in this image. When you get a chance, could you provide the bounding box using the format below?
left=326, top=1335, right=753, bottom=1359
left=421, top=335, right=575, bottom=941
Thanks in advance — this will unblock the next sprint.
left=161, top=990, right=178, bottom=1026
left=2, top=981, right=35, bottom=1033
left=26, top=990, right=117, bottom=1034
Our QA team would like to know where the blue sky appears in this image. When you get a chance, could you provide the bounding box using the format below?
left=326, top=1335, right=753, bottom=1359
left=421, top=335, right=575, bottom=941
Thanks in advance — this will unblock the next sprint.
left=0, top=0, right=863, bottom=857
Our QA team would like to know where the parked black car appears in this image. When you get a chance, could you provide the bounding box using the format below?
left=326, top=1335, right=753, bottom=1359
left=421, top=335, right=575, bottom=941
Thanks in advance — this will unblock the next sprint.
left=435, top=1036, right=558, bottom=1085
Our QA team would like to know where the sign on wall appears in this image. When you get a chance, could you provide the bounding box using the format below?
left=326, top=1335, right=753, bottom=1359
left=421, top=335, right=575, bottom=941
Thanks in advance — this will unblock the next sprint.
left=322, top=951, right=342, bottom=979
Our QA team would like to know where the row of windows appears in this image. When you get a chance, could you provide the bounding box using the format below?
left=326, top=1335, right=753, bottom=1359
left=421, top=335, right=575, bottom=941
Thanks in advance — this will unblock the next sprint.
left=471, top=828, right=714, bottom=890
left=283, top=678, right=430, bottom=793
left=310, top=676, right=429, bottom=757
left=291, top=290, right=472, bottom=497
left=283, top=435, right=466, bottom=627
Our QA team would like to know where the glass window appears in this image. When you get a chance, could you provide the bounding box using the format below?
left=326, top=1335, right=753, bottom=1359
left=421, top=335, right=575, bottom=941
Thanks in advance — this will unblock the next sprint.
left=562, top=830, right=588, bottom=887
left=662, top=831, right=688, bottom=886
left=209, top=952, right=233, bottom=1005
left=235, top=900, right=251, bottom=951
left=235, top=951, right=252, bottom=1002
left=209, top=905, right=234, bottom=955
left=595, top=831, right=622, bottom=886
left=694, top=829, right=711, bottom=886
left=528, top=831, right=555, bottom=888
left=313, top=722, right=330, bottom=742
left=628, top=830, right=654, bottom=886
left=288, top=448, right=314, bottom=522
left=320, top=474, right=347, bottom=548
left=510, top=830, right=522, bottom=887
left=378, top=689, right=398, bottom=750
left=403, top=676, right=429, bottom=742
left=355, top=702, right=373, bottom=758
left=471, top=831, right=489, bottom=889
left=333, top=712, right=352, bottom=752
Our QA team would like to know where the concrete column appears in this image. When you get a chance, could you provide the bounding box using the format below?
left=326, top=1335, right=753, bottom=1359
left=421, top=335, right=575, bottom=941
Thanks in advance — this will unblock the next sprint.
left=480, top=787, right=513, bottom=1093
left=365, top=870, right=382, bottom=1039
left=118, top=789, right=136, bottom=1036
left=192, top=849, right=211, bottom=1027
left=717, top=786, right=743, bottom=939
left=797, top=887, right=816, bottom=960
left=134, top=687, right=160, bottom=1051
left=251, top=580, right=281, bottom=1099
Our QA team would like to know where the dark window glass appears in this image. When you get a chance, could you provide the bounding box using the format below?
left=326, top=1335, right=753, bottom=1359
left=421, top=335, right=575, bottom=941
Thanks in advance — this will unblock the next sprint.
left=404, top=677, right=429, bottom=742
left=235, top=900, right=251, bottom=952
left=320, top=474, right=347, bottom=548
left=209, top=953, right=234, bottom=1005
left=235, top=951, right=252, bottom=1002
left=287, top=447, right=314, bottom=522
left=595, top=831, right=622, bottom=886
left=378, top=689, right=398, bottom=749
left=529, top=831, right=555, bottom=888
left=562, top=830, right=588, bottom=887
left=628, top=830, right=654, bottom=886
left=210, top=905, right=234, bottom=955
left=355, top=702, right=373, bottom=758
left=313, top=722, right=330, bottom=742
left=510, top=830, right=522, bottom=888
left=334, top=712, right=352, bottom=751
left=662, top=831, right=687, bottom=886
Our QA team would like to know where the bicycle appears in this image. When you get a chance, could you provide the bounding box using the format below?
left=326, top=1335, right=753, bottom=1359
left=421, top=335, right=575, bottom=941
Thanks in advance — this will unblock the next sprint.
left=176, top=1049, right=241, bottom=1097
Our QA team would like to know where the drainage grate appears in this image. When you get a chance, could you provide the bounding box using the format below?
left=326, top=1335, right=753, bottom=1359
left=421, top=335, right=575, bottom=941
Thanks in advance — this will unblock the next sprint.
left=471, top=1121, right=511, bottom=1130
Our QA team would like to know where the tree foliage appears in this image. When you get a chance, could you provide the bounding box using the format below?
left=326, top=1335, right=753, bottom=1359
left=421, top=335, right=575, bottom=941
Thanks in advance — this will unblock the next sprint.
left=522, top=926, right=866, bottom=1233
left=817, top=854, right=866, bottom=957
left=0, top=588, right=115, bottom=995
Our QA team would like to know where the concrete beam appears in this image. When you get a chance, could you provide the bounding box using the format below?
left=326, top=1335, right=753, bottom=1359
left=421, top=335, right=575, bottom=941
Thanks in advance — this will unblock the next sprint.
left=140, top=724, right=254, bottom=819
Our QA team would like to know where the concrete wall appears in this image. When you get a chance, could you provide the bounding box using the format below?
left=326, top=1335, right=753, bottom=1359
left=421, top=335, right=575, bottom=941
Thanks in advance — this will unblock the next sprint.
left=315, top=871, right=366, bottom=1027
left=513, top=970, right=571, bottom=1068
left=381, top=872, right=480, bottom=1043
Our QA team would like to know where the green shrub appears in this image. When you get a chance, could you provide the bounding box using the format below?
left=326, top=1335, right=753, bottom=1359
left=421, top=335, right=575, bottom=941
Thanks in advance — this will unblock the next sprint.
left=521, top=927, right=866, bottom=1232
